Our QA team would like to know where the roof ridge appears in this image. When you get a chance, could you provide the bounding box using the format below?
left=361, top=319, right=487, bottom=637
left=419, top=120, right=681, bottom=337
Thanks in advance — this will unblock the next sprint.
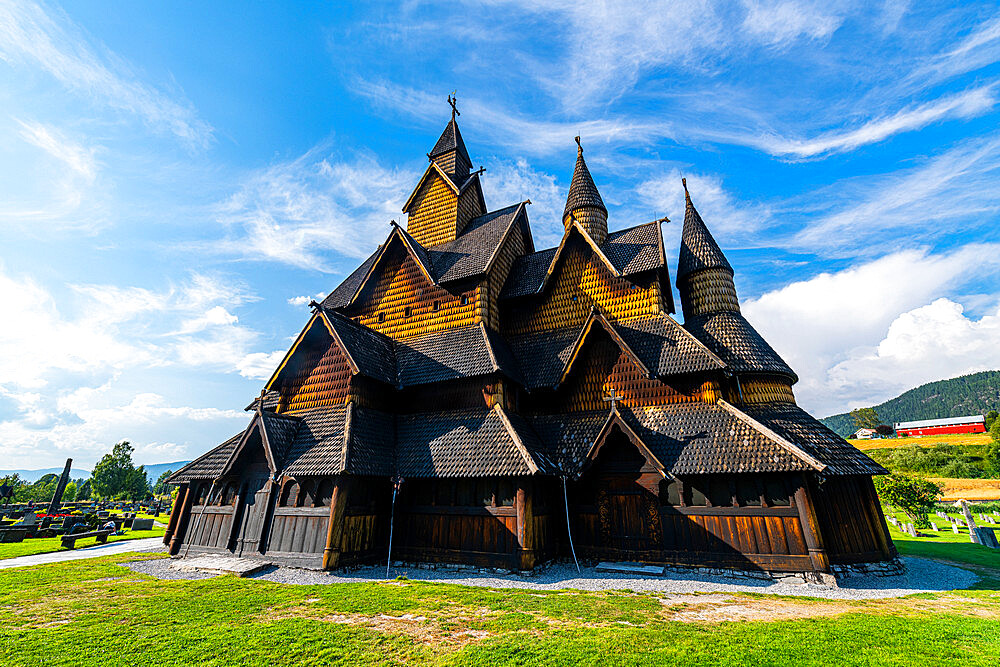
left=717, top=399, right=826, bottom=472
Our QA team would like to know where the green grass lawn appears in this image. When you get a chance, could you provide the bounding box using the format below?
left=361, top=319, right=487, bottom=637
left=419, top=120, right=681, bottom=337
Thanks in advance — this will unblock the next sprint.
left=0, top=543, right=997, bottom=666
left=0, top=527, right=165, bottom=560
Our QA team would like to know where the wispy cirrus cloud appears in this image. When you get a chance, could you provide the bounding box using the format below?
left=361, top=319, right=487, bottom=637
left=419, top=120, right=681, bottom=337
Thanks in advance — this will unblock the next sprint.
left=0, top=0, right=212, bottom=149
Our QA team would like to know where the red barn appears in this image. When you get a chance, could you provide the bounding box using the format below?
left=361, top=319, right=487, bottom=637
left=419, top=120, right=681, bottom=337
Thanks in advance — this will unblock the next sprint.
left=894, top=415, right=986, bottom=437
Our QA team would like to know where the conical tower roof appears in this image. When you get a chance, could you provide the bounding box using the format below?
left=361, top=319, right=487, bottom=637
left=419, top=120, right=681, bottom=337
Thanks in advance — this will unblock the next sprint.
left=563, top=137, right=607, bottom=217
left=428, top=116, right=471, bottom=167
left=676, top=178, right=732, bottom=283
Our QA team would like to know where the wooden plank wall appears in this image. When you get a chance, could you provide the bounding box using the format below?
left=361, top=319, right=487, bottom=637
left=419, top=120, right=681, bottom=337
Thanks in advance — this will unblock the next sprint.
left=407, top=172, right=459, bottom=246
left=267, top=507, right=329, bottom=556
left=184, top=505, right=234, bottom=550
left=503, top=238, right=662, bottom=336
left=810, top=475, right=894, bottom=563
left=349, top=244, right=481, bottom=339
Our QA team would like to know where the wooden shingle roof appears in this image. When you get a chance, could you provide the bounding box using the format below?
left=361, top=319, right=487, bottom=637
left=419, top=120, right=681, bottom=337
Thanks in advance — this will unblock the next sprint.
left=428, top=117, right=471, bottom=166
left=683, top=311, right=797, bottom=382
left=167, top=432, right=243, bottom=484
left=564, top=142, right=606, bottom=216
left=676, top=182, right=733, bottom=282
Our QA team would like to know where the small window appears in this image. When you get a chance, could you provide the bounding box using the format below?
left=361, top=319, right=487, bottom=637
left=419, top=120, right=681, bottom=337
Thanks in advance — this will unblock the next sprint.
left=220, top=482, right=237, bottom=506
left=496, top=480, right=515, bottom=507
left=298, top=481, right=314, bottom=507
left=280, top=481, right=299, bottom=507
left=736, top=479, right=761, bottom=507
left=404, top=306, right=412, bottom=318
left=708, top=479, right=732, bottom=507
left=765, top=477, right=790, bottom=506
left=461, top=293, right=470, bottom=306
left=571, top=295, right=578, bottom=302
left=315, top=479, right=334, bottom=508
left=687, top=482, right=707, bottom=507
left=660, top=479, right=681, bottom=506
left=433, top=300, right=441, bottom=312
left=377, top=312, right=385, bottom=323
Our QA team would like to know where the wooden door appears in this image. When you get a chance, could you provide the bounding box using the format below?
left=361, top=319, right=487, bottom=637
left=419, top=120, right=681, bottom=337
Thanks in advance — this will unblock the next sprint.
left=235, top=477, right=269, bottom=557
left=598, top=478, right=661, bottom=553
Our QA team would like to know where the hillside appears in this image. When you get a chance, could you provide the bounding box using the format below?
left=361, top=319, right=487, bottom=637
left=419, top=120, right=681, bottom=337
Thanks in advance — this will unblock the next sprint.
left=822, top=370, right=1000, bottom=437
left=142, top=461, right=190, bottom=485
left=0, top=467, right=91, bottom=483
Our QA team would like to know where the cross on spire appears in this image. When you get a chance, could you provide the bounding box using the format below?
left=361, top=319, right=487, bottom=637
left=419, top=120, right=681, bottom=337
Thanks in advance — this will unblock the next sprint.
left=603, top=388, right=624, bottom=410
left=448, top=92, right=460, bottom=119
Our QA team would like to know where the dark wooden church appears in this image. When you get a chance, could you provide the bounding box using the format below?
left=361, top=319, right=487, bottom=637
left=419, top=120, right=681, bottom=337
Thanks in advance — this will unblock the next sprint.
left=167, top=105, right=894, bottom=575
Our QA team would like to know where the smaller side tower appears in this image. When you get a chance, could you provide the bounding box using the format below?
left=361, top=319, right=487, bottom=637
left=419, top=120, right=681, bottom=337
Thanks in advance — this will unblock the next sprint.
left=675, top=178, right=740, bottom=320
left=563, top=137, right=608, bottom=244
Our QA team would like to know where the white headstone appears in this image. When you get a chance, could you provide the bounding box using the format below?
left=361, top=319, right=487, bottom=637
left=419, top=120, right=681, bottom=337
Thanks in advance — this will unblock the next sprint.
left=952, top=523, right=961, bottom=534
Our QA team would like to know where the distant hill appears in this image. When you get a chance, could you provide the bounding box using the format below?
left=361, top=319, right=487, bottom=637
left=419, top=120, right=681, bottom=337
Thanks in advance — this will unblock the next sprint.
left=822, top=370, right=1000, bottom=437
left=0, top=460, right=190, bottom=486
left=0, top=466, right=91, bottom=483
left=142, top=461, right=190, bottom=485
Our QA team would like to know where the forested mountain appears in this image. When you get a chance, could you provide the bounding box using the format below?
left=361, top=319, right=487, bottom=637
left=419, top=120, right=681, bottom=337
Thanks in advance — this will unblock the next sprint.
left=822, top=371, right=1000, bottom=437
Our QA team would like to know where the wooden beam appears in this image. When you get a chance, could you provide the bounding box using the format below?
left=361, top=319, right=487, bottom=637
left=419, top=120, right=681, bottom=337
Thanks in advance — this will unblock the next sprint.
left=322, top=476, right=351, bottom=570
left=863, top=477, right=896, bottom=559
left=794, top=475, right=830, bottom=572
left=168, top=484, right=194, bottom=556
left=162, top=482, right=186, bottom=546
left=516, top=479, right=535, bottom=570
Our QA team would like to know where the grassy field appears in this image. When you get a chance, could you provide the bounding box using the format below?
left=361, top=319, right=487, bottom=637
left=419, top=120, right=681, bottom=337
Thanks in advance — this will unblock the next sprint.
left=848, top=433, right=993, bottom=451
left=0, top=527, right=165, bottom=560
left=883, top=509, right=1000, bottom=570
left=0, top=532, right=998, bottom=666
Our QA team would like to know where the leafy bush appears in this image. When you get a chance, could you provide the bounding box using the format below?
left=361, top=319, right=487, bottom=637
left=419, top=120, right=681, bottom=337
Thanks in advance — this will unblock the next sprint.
left=874, top=473, right=941, bottom=528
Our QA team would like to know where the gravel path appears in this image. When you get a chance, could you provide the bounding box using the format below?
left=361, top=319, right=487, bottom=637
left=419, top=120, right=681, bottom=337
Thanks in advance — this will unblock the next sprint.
left=120, top=556, right=978, bottom=600
left=0, top=538, right=166, bottom=570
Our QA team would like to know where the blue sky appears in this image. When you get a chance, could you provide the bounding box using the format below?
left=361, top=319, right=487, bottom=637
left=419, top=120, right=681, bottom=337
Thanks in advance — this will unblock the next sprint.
left=2, top=1, right=1000, bottom=469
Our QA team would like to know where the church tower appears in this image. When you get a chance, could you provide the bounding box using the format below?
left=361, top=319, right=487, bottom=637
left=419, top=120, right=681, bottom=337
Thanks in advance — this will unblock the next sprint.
left=675, top=178, right=741, bottom=319
left=562, top=137, right=608, bottom=244
left=402, top=96, right=485, bottom=247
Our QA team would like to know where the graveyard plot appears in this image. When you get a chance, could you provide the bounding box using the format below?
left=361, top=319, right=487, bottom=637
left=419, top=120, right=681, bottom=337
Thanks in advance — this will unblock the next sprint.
left=0, top=527, right=165, bottom=560
left=0, top=552, right=999, bottom=666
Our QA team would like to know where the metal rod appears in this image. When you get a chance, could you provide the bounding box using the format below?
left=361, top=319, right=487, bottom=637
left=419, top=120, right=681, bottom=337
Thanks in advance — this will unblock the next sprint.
left=561, top=476, right=580, bottom=573
left=386, top=476, right=403, bottom=579
left=183, top=479, right=217, bottom=559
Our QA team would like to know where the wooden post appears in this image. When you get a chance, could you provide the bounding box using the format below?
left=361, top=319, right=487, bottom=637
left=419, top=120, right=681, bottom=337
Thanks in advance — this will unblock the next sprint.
left=168, top=484, right=194, bottom=555
left=322, top=477, right=350, bottom=570
left=794, top=475, right=830, bottom=572
left=516, top=479, right=535, bottom=570
left=162, top=483, right=186, bottom=546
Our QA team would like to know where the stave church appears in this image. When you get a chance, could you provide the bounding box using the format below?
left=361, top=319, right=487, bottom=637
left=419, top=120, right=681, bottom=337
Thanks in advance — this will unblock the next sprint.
left=166, top=103, right=894, bottom=575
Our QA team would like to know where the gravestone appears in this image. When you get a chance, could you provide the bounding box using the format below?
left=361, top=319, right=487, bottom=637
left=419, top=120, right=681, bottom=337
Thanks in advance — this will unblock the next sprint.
left=888, top=516, right=897, bottom=526
left=952, top=523, right=961, bottom=534
left=131, top=518, right=154, bottom=531
left=973, top=527, right=999, bottom=549
left=906, top=524, right=917, bottom=537
left=46, top=458, right=73, bottom=516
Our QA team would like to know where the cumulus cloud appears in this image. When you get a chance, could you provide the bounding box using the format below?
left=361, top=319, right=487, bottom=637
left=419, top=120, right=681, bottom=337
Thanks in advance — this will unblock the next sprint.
left=236, top=351, right=287, bottom=381
left=742, top=244, right=1000, bottom=415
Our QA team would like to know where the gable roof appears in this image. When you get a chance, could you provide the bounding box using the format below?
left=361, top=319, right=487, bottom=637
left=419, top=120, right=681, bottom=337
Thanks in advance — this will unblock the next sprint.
left=499, top=221, right=666, bottom=300
left=683, top=311, right=797, bottom=382
left=430, top=202, right=528, bottom=283
left=395, top=322, right=521, bottom=387
left=677, top=181, right=733, bottom=282
left=167, top=431, right=243, bottom=484
left=320, top=308, right=397, bottom=385
left=219, top=410, right=303, bottom=477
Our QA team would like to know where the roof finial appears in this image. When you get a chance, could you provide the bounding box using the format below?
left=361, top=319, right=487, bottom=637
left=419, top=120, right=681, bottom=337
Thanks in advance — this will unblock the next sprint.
left=574, top=135, right=582, bottom=155
left=448, top=92, right=460, bottom=119
left=682, top=177, right=691, bottom=204
left=257, top=388, right=266, bottom=415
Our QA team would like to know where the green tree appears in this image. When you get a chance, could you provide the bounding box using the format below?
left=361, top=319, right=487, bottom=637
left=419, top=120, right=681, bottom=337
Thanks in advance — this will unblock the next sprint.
left=874, top=473, right=941, bottom=528
left=76, top=479, right=92, bottom=501
left=991, top=417, right=1000, bottom=445
left=851, top=407, right=881, bottom=431
left=91, top=441, right=151, bottom=500
left=986, top=410, right=998, bottom=431
left=63, top=481, right=77, bottom=502
left=153, top=470, right=175, bottom=496
left=0, top=474, right=27, bottom=503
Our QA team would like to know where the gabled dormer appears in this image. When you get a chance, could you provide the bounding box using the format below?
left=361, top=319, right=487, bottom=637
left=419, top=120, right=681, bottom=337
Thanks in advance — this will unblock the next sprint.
left=403, top=99, right=486, bottom=247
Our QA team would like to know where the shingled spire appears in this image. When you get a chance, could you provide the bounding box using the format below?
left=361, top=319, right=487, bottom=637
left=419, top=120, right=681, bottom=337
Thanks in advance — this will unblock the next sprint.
left=676, top=179, right=740, bottom=320
left=563, top=136, right=608, bottom=244
left=428, top=94, right=472, bottom=180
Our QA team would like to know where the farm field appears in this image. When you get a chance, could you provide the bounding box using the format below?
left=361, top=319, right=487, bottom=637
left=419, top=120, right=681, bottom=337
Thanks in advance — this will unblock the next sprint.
left=848, top=433, right=993, bottom=451
left=927, top=478, right=1000, bottom=501
left=1, top=538, right=998, bottom=666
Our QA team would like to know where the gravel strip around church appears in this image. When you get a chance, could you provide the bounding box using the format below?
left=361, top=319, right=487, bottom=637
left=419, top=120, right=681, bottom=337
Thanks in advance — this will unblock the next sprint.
left=122, top=556, right=977, bottom=600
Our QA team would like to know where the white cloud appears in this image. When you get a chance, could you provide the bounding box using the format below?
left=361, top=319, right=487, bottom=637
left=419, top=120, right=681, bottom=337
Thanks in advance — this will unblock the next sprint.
left=741, top=0, right=842, bottom=46
left=236, top=351, right=286, bottom=381
left=742, top=245, right=1000, bottom=416
left=287, top=293, right=327, bottom=307
left=825, top=299, right=1000, bottom=407
left=748, top=85, right=997, bottom=158
left=0, top=1, right=212, bottom=148
left=484, top=157, right=565, bottom=247
left=16, top=119, right=97, bottom=179
left=794, top=133, right=1000, bottom=252
left=215, top=150, right=416, bottom=270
